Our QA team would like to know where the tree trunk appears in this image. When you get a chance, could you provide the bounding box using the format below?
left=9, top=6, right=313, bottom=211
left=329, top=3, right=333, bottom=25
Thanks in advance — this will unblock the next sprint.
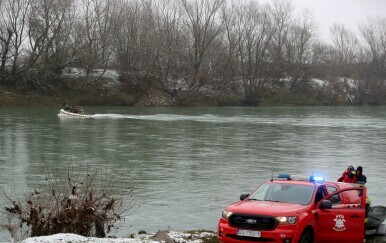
left=0, top=29, right=13, bottom=73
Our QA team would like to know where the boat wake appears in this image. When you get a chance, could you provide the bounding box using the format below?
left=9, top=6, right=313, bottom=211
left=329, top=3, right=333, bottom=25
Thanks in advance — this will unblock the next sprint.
left=84, top=113, right=386, bottom=129
left=90, top=113, right=220, bottom=122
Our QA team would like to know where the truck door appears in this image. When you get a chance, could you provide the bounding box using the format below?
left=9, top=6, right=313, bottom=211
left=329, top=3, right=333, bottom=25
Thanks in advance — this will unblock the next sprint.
left=315, top=187, right=365, bottom=243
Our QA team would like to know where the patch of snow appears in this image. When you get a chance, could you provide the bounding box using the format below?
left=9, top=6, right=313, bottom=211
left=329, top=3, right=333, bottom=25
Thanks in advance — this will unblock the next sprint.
left=96, top=69, right=120, bottom=80
left=22, top=233, right=139, bottom=243
left=312, top=78, right=326, bottom=87
left=21, top=231, right=216, bottom=243
left=63, top=68, right=86, bottom=78
left=278, top=78, right=291, bottom=89
left=63, top=68, right=120, bottom=81
left=345, top=79, right=357, bottom=89
left=337, top=77, right=357, bottom=89
left=62, top=68, right=121, bottom=89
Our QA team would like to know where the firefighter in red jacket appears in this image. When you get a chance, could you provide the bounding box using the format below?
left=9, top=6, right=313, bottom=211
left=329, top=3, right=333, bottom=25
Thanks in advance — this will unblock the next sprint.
left=337, top=165, right=357, bottom=183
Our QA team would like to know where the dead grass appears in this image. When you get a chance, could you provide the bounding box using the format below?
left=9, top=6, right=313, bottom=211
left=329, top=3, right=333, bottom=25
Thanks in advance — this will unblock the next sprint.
left=1, top=162, right=135, bottom=241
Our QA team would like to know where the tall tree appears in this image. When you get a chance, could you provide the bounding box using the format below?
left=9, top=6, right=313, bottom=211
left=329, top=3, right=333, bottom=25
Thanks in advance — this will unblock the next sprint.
left=46, top=0, right=78, bottom=76
left=330, top=23, right=359, bottom=65
left=285, top=10, right=318, bottom=92
left=77, top=0, right=114, bottom=80
left=0, top=0, right=31, bottom=79
left=213, top=2, right=238, bottom=95
left=328, top=23, right=360, bottom=104
left=269, top=0, right=293, bottom=82
left=27, top=0, right=73, bottom=74
left=180, top=0, right=225, bottom=92
left=233, top=1, right=276, bottom=104
left=111, top=0, right=156, bottom=75
left=358, top=17, right=386, bottom=104
left=152, top=0, right=184, bottom=89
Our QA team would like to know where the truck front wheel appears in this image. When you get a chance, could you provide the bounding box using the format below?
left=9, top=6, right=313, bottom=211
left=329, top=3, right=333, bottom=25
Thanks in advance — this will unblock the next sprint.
left=299, top=231, right=313, bottom=243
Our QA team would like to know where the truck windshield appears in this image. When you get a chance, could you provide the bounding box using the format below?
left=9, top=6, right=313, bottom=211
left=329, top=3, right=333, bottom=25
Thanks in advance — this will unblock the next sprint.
left=249, top=183, right=315, bottom=205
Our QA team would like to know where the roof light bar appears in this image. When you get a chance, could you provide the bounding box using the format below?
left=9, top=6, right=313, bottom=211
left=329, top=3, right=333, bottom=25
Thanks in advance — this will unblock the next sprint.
left=310, top=175, right=325, bottom=183
left=277, top=174, right=325, bottom=182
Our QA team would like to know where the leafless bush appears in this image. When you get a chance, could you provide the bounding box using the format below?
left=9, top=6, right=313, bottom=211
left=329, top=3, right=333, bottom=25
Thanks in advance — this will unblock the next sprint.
left=1, top=163, right=136, bottom=241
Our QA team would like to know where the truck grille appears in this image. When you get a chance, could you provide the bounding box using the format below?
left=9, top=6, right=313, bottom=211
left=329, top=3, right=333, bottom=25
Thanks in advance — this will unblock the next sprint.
left=229, top=213, right=277, bottom=230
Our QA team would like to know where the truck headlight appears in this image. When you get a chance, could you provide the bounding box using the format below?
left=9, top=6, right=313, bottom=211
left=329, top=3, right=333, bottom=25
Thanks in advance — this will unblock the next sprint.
left=222, top=210, right=233, bottom=220
left=275, top=216, right=297, bottom=224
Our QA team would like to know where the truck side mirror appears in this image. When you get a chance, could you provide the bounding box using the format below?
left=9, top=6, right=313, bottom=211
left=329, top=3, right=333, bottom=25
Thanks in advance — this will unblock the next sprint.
left=240, top=194, right=249, bottom=200
left=319, top=200, right=333, bottom=209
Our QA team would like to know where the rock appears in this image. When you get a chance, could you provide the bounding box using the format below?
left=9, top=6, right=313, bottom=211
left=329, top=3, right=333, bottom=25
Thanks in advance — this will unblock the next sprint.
left=150, top=231, right=174, bottom=243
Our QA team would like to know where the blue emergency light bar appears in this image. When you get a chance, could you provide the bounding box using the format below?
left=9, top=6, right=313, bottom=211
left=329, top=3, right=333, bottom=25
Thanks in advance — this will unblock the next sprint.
left=310, top=175, right=325, bottom=182
left=278, top=174, right=325, bottom=182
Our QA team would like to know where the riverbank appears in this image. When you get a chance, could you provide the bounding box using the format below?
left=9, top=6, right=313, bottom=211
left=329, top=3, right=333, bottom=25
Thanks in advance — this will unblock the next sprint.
left=0, top=88, right=364, bottom=108
left=20, top=230, right=386, bottom=243
left=21, top=231, right=217, bottom=243
left=0, top=88, right=136, bottom=107
left=3, top=76, right=382, bottom=107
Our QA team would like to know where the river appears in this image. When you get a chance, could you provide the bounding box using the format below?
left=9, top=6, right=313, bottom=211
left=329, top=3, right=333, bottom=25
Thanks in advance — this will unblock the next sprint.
left=0, top=106, right=385, bottom=240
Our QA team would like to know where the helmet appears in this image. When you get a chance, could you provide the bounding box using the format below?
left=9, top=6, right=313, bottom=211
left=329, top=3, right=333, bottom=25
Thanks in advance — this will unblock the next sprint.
left=347, top=165, right=354, bottom=171
left=348, top=170, right=356, bottom=178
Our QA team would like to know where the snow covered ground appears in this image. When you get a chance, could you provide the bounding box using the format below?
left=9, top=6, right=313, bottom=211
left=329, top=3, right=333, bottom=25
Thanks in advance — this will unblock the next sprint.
left=20, top=230, right=386, bottom=243
left=21, top=231, right=216, bottom=243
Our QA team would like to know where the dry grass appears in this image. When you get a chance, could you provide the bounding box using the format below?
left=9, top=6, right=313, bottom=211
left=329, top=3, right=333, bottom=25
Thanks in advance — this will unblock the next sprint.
left=1, top=163, right=135, bottom=241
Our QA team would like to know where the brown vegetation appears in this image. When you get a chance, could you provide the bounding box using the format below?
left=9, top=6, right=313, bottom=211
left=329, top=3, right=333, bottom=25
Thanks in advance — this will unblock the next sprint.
left=1, top=163, right=134, bottom=241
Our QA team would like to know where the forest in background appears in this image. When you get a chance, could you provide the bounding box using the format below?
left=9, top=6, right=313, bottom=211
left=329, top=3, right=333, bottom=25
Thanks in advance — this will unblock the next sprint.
left=0, top=0, right=385, bottom=106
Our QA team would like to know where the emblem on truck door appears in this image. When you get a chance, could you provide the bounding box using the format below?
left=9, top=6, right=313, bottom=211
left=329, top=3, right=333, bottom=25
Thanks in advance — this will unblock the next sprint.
left=333, top=215, right=346, bottom=231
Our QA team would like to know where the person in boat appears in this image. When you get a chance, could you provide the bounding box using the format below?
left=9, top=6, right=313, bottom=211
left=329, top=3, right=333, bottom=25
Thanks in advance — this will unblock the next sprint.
left=70, top=105, right=78, bottom=113
left=64, top=104, right=71, bottom=111
left=337, top=165, right=357, bottom=183
left=80, top=107, right=85, bottom=114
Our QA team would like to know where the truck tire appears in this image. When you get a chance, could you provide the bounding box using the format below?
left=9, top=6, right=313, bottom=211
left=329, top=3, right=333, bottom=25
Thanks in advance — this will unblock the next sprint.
left=299, top=231, right=313, bottom=243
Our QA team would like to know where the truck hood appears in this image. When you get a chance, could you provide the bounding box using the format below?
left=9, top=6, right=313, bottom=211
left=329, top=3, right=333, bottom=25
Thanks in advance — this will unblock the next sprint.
left=227, top=200, right=309, bottom=216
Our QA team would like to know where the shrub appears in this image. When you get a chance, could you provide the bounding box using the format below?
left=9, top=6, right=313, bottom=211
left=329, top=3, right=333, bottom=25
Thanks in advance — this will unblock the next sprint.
left=1, top=163, right=134, bottom=241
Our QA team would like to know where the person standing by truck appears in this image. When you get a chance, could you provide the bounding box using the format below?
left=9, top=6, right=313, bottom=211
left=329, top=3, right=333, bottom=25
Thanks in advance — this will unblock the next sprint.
left=356, top=166, right=367, bottom=184
left=355, top=166, right=370, bottom=228
left=338, top=165, right=357, bottom=183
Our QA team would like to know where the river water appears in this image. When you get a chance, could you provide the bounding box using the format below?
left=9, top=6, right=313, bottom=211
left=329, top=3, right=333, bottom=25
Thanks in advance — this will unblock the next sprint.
left=0, top=106, right=385, bottom=239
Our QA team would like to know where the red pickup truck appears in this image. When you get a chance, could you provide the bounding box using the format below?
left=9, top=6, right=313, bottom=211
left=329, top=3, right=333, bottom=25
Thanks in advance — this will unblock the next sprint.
left=218, top=174, right=367, bottom=243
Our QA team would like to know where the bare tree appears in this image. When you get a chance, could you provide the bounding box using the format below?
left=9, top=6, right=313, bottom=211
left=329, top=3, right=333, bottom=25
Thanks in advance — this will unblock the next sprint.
left=46, top=0, right=78, bottom=76
left=0, top=0, right=31, bottom=78
left=212, top=2, right=238, bottom=95
left=110, top=0, right=140, bottom=73
left=330, top=23, right=359, bottom=65
left=76, top=0, right=115, bottom=80
left=285, top=10, right=318, bottom=92
left=327, top=24, right=360, bottom=104
left=152, top=0, right=184, bottom=89
left=27, top=0, right=74, bottom=76
left=232, top=1, right=276, bottom=104
left=358, top=17, right=386, bottom=104
left=180, top=0, right=225, bottom=92
left=111, top=0, right=157, bottom=75
left=0, top=8, right=13, bottom=75
left=134, top=0, right=158, bottom=74
left=269, top=0, right=293, bottom=81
